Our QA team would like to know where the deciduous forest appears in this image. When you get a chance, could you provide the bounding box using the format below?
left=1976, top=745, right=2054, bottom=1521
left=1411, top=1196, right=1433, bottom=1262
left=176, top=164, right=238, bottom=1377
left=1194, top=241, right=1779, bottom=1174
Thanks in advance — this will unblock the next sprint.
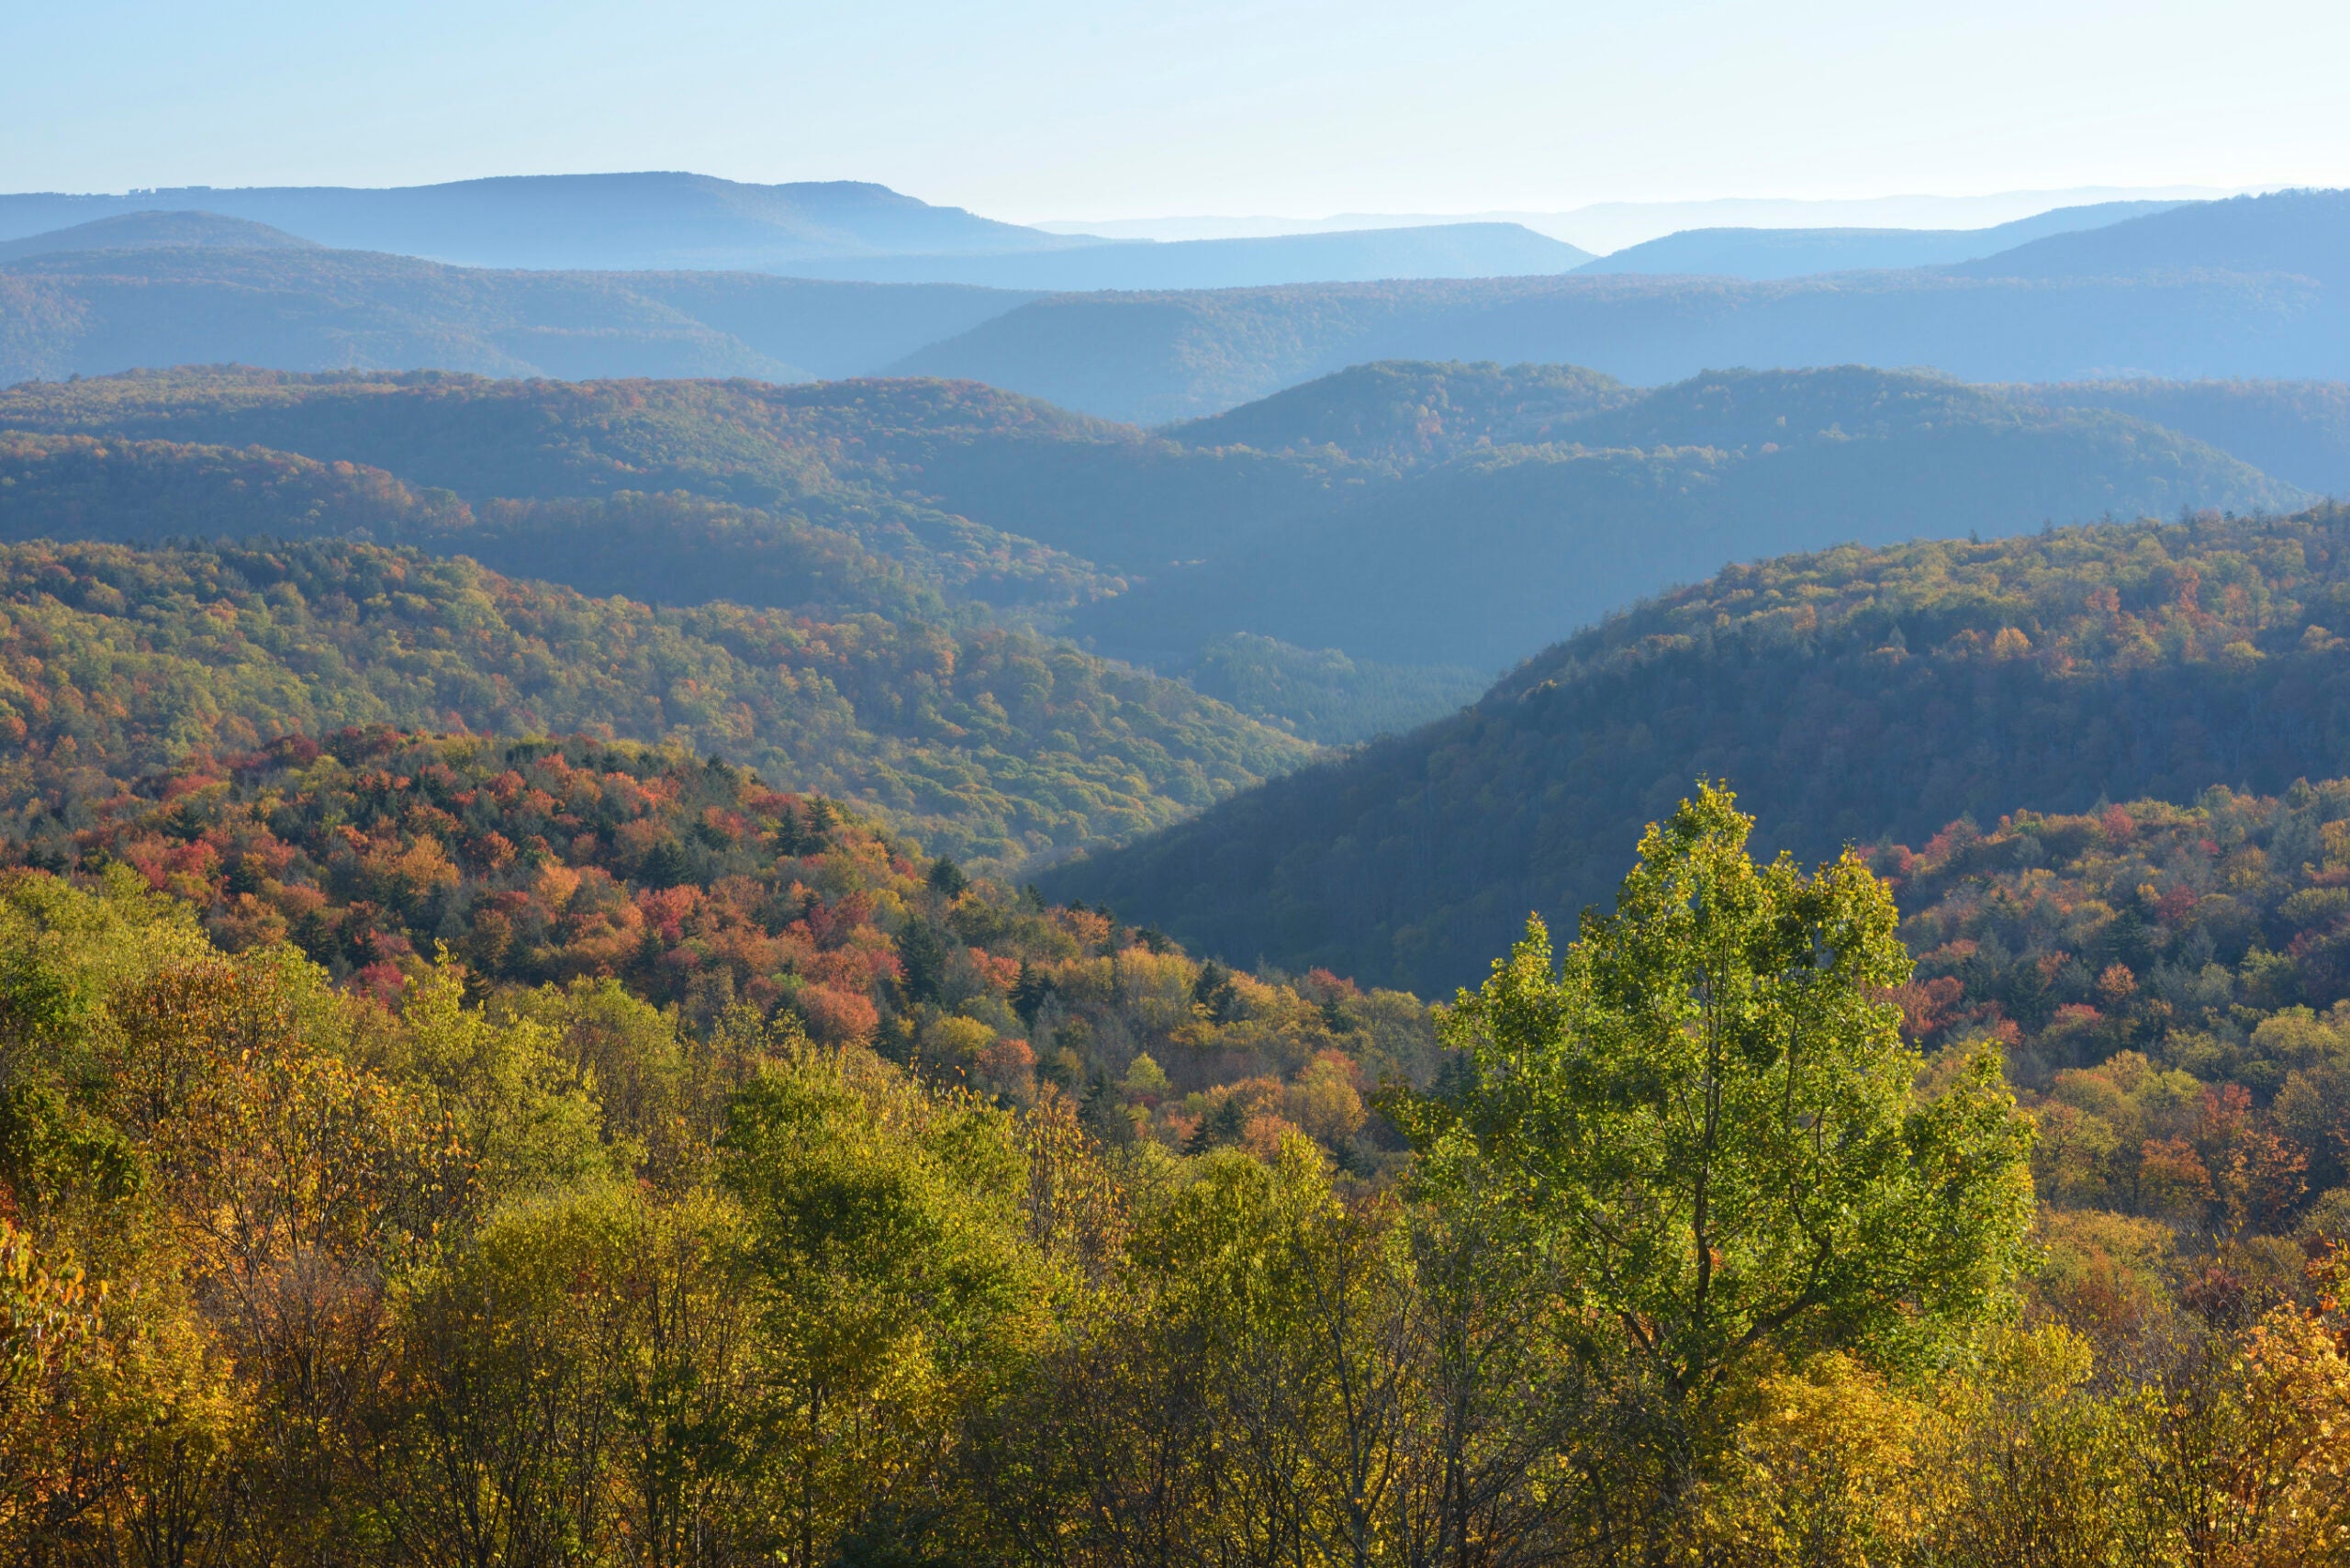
left=15, top=774, right=2350, bottom=1566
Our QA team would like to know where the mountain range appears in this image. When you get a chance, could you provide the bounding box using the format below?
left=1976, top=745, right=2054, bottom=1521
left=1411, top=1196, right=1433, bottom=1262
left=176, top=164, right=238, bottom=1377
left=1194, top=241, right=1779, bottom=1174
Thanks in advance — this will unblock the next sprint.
left=6, top=186, right=2348, bottom=414
left=901, top=191, right=2350, bottom=420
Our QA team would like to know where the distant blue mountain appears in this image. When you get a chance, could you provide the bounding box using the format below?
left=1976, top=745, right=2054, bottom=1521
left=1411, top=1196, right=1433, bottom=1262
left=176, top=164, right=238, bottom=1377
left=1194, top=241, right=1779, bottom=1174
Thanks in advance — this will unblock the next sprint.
left=1959, top=188, right=2350, bottom=285
left=784, top=223, right=1592, bottom=289
left=0, top=174, right=1091, bottom=271
left=0, top=210, right=319, bottom=263
left=1577, top=200, right=2185, bottom=279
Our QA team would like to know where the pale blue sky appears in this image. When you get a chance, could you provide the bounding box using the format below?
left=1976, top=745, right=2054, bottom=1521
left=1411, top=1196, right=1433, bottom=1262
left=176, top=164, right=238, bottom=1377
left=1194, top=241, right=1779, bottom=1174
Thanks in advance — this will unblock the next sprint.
left=7, top=0, right=2344, bottom=221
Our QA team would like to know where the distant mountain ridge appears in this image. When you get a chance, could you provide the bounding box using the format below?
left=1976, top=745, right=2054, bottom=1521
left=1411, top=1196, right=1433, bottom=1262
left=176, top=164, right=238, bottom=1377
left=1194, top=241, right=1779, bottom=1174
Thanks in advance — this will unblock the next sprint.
left=897, top=192, right=2350, bottom=421
left=0, top=178, right=1588, bottom=293
left=1575, top=199, right=2186, bottom=280
left=1960, top=188, right=2350, bottom=285
left=0, top=173, right=1085, bottom=271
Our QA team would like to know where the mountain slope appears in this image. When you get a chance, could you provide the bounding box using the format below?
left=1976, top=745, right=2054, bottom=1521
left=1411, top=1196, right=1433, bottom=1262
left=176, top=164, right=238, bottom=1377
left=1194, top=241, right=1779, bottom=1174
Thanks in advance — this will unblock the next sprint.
left=0, top=537, right=1310, bottom=864
left=0, top=174, right=1083, bottom=270
left=1046, top=506, right=2350, bottom=994
left=0, top=243, right=1033, bottom=385
left=1577, top=199, right=2185, bottom=280
left=1077, top=367, right=2311, bottom=669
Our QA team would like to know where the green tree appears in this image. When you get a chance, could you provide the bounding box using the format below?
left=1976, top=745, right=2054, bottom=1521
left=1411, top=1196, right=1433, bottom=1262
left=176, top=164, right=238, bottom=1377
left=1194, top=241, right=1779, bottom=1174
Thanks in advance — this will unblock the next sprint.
left=1409, top=784, right=2035, bottom=1521
left=721, top=1042, right=1050, bottom=1565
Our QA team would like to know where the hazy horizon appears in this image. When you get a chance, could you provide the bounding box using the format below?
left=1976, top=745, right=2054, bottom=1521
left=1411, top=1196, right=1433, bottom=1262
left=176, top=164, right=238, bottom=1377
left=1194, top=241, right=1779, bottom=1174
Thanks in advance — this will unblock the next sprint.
left=6, top=1, right=2344, bottom=223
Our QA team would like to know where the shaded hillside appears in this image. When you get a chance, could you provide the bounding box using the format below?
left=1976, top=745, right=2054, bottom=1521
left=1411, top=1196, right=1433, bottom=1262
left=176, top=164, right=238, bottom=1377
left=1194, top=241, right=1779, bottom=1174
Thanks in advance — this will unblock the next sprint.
left=1578, top=199, right=2183, bottom=280
left=2014, top=378, right=2350, bottom=497
left=0, top=174, right=1080, bottom=270
left=1078, top=367, right=2309, bottom=669
left=1046, top=507, right=2350, bottom=994
left=892, top=261, right=2350, bottom=423
left=0, top=243, right=1031, bottom=384
left=0, top=423, right=1110, bottom=618
left=1162, top=359, right=1632, bottom=466
left=0, top=538, right=1309, bottom=864
left=0, top=432, right=975, bottom=623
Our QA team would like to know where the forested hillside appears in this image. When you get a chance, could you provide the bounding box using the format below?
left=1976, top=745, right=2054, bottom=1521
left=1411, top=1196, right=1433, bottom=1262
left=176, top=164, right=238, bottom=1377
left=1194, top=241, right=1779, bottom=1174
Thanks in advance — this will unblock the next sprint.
left=2016, top=376, right=2350, bottom=496
left=1079, top=367, right=2305, bottom=668
left=5, top=364, right=2301, bottom=684
left=1163, top=358, right=1633, bottom=466
left=1050, top=506, right=2350, bottom=992
left=0, top=538, right=1309, bottom=863
left=0, top=367, right=1351, bottom=585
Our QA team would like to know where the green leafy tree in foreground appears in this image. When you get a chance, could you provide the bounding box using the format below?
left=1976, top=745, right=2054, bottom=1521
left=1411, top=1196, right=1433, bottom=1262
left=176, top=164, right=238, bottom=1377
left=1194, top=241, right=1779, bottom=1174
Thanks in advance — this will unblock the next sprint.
left=1406, top=784, right=2037, bottom=1535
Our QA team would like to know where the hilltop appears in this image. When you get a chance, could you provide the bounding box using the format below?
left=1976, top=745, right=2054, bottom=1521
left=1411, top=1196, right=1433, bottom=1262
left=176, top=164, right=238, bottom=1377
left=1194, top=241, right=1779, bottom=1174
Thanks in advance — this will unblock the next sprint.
left=1163, top=359, right=1633, bottom=466
left=0, top=209, right=319, bottom=262
left=1046, top=506, right=2350, bottom=993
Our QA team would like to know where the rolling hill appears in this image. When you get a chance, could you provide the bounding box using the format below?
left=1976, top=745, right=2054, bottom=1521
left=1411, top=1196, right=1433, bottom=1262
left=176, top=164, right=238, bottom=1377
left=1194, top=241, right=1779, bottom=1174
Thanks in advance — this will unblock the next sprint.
left=0, top=363, right=2319, bottom=723
left=1045, top=506, right=2350, bottom=995
left=0, top=366, right=1349, bottom=585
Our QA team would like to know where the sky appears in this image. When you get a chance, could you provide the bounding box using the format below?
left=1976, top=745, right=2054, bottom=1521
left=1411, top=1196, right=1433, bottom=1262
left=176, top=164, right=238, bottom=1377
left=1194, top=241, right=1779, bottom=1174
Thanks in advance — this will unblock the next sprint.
left=6, top=0, right=2346, bottom=222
